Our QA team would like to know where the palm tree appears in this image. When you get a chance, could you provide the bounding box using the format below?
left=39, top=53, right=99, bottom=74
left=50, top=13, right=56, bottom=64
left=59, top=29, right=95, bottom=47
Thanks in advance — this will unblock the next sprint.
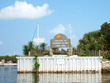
left=23, top=45, right=29, bottom=55
left=28, top=41, right=34, bottom=51
left=23, top=41, right=35, bottom=55
left=40, top=42, right=47, bottom=51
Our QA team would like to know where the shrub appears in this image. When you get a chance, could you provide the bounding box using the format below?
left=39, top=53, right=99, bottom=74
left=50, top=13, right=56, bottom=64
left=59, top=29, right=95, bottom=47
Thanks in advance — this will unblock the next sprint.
left=80, top=53, right=98, bottom=56
left=80, top=53, right=88, bottom=56
left=103, top=53, right=110, bottom=59
left=33, top=54, right=40, bottom=72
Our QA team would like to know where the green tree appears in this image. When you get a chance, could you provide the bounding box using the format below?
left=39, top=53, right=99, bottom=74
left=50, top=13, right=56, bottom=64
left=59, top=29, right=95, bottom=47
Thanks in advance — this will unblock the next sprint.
left=23, top=41, right=35, bottom=55
left=28, top=41, right=35, bottom=51
left=23, top=45, right=29, bottom=55
left=77, top=31, right=104, bottom=51
left=40, top=42, right=47, bottom=51
left=100, top=22, right=110, bottom=51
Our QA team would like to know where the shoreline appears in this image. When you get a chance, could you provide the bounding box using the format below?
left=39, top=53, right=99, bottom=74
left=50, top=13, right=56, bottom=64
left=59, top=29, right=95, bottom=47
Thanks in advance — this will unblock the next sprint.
left=102, top=61, right=110, bottom=73
left=0, top=63, right=17, bottom=66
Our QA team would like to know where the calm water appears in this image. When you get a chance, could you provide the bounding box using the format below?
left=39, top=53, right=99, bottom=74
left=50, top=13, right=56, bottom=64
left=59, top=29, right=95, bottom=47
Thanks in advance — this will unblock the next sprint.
left=0, top=66, right=110, bottom=83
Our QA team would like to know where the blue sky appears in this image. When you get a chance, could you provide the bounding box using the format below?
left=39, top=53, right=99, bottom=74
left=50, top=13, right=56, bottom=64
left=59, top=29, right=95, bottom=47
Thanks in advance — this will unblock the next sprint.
left=0, top=0, right=110, bottom=56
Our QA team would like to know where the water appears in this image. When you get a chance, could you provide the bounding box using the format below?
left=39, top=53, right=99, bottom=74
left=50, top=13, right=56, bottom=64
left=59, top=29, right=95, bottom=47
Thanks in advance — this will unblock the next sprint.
left=0, top=66, right=110, bottom=83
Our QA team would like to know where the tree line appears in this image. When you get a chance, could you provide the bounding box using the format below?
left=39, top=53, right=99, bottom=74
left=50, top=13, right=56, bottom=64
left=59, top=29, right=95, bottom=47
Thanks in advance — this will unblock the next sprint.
left=77, top=22, right=110, bottom=59
left=0, top=55, right=19, bottom=63
left=78, top=22, right=110, bottom=51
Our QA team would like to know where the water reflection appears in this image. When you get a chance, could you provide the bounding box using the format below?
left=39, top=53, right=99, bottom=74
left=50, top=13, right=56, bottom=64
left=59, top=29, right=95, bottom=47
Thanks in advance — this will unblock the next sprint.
left=0, top=66, right=17, bottom=83
left=17, top=73, right=39, bottom=83
left=102, top=73, right=110, bottom=83
left=17, top=73, right=102, bottom=83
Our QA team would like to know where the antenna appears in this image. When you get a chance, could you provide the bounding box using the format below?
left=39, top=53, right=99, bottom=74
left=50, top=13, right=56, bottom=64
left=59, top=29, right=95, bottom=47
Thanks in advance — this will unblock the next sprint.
left=69, top=24, right=72, bottom=40
left=32, top=27, right=37, bottom=41
left=32, top=24, right=39, bottom=41
left=37, top=24, right=39, bottom=38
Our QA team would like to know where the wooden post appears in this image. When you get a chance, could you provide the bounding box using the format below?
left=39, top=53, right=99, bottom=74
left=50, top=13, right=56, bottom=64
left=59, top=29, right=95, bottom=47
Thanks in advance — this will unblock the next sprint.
left=99, top=50, right=101, bottom=57
left=1, top=59, right=5, bottom=66
left=69, top=39, right=72, bottom=56
left=28, top=51, right=30, bottom=56
left=49, top=46, right=53, bottom=56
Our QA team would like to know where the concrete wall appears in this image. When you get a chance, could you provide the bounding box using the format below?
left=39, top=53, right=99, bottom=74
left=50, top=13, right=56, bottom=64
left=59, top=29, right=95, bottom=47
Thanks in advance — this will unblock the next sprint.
left=16, top=56, right=102, bottom=73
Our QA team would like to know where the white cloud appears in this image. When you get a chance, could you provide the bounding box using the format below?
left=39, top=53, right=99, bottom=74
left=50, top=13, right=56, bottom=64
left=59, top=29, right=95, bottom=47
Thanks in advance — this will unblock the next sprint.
left=33, top=38, right=45, bottom=45
left=49, top=24, right=66, bottom=34
left=0, top=41, right=3, bottom=45
left=0, top=1, right=52, bottom=19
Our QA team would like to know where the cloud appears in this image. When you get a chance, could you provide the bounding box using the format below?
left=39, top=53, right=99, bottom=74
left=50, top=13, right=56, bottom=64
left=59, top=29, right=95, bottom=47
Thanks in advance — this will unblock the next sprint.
left=0, top=1, right=52, bottom=19
left=49, top=24, right=66, bottom=34
left=33, top=38, right=45, bottom=45
left=0, top=41, right=3, bottom=45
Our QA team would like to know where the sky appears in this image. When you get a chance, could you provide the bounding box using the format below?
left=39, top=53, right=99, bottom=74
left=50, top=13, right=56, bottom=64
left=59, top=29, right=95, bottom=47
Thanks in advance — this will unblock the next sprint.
left=0, top=0, right=110, bottom=56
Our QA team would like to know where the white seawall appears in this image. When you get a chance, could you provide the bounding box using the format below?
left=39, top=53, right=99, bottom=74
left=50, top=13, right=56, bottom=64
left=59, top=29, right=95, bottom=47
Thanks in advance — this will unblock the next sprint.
left=16, top=56, right=102, bottom=73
